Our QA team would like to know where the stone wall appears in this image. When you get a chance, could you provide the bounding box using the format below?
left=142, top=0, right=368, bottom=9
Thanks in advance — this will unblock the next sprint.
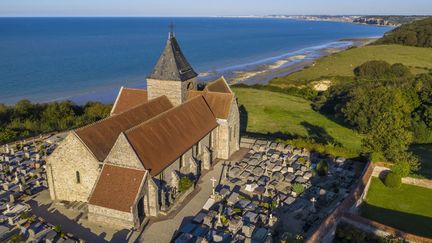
left=198, top=133, right=212, bottom=170
left=88, top=204, right=135, bottom=229
left=215, top=98, right=240, bottom=160
left=306, top=161, right=374, bottom=243
left=147, top=78, right=196, bottom=106
left=342, top=213, right=432, bottom=243
left=147, top=178, right=159, bottom=216
left=104, top=133, right=144, bottom=170
left=47, top=132, right=101, bottom=202
left=229, top=98, right=240, bottom=155
left=216, top=122, right=230, bottom=160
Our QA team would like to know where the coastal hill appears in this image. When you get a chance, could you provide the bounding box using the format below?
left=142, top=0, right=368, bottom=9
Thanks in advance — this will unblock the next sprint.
left=374, top=17, right=432, bottom=47
left=264, top=15, right=428, bottom=26
left=269, top=17, right=432, bottom=87
left=269, top=44, right=432, bottom=86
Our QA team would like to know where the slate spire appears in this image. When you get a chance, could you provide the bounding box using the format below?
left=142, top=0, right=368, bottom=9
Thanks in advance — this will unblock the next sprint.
left=148, top=30, right=198, bottom=82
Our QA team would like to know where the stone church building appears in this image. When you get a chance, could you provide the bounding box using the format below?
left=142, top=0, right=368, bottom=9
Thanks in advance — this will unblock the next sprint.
left=46, top=32, right=240, bottom=229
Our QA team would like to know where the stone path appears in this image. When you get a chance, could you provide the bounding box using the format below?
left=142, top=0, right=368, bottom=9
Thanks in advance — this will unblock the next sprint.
left=139, top=149, right=249, bottom=243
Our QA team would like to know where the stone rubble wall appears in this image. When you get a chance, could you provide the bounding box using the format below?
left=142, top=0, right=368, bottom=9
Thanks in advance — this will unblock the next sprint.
left=87, top=204, right=135, bottom=229
left=104, top=133, right=144, bottom=170
left=47, top=132, right=100, bottom=202
left=147, top=78, right=196, bottom=106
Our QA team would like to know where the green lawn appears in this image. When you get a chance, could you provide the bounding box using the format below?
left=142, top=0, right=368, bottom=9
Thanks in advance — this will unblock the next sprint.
left=233, top=87, right=362, bottom=154
left=410, top=144, right=432, bottom=179
left=270, top=45, right=432, bottom=87
left=361, top=177, right=432, bottom=238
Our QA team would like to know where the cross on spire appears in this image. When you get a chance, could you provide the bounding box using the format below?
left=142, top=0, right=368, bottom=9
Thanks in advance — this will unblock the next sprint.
left=168, top=22, right=175, bottom=39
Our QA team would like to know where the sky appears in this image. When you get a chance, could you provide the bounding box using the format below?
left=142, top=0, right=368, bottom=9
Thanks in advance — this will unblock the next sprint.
left=0, top=0, right=431, bottom=17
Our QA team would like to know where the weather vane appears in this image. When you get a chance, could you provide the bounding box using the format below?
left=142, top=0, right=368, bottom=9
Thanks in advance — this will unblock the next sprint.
left=168, top=22, right=175, bottom=38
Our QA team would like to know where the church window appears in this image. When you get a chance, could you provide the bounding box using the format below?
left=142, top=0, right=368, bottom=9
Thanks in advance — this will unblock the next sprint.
left=76, top=171, right=81, bottom=184
left=187, top=82, right=194, bottom=90
left=159, top=172, right=164, bottom=182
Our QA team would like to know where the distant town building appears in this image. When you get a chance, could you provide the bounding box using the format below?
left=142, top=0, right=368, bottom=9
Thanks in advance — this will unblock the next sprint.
left=46, top=31, right=240, bottom=229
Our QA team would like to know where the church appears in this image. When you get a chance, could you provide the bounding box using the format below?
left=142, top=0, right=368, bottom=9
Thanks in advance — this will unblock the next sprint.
left=46, top=31, right=240, bottom=228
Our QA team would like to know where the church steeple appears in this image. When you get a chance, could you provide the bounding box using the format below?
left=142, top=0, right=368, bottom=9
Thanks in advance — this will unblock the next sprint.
left=148, top=30, right=198, bottom=82
left=147, top=30, right=198, bottom=106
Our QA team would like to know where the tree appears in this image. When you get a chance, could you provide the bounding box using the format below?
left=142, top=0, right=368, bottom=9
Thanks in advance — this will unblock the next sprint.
left=342, top=86, right=415, bottom=163
left=374, top=17, right=432, bottom=47
left=84, top=102, right=112, bottom=122
left=392, top=161, right=411, bottom=177
left=354, top=61, right=391, bottom=80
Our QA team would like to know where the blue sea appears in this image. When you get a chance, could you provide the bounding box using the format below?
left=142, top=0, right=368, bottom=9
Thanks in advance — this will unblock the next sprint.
left=0, top=17, right=391, bottom=104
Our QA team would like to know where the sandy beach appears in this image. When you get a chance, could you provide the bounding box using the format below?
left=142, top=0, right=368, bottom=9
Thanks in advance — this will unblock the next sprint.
left=222, top=38, right=375, bottom=85
left=67, top=38, right=375, bottom=105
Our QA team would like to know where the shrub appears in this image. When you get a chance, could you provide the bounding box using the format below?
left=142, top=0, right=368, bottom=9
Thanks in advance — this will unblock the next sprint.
left=384, top=172, right=402, bottom=188
left=297, top=157, right=306, bottom=164
left=392, top=161, right=410, bottom=177
left=178, top=176, right=193, bottom=193
left=292, top=183, right=305, bottom=195
left=316, top=160, right=329, bottom=176
left=10, top=234, right=22, bottom=243
left=354, top=60, right=391, bottom=79
left=279, top=138, right=357, bottom=158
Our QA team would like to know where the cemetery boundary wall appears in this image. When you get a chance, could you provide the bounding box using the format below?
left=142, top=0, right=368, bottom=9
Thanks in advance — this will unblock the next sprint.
left=341, top=213, right=432, bottom=243
left=306, top=161, right=374, bottom=243
left=308, top=162, right=432, bottom=243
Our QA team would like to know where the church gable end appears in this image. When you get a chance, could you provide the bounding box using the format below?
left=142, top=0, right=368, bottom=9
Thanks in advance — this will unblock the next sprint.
left=105, top=133, right=144, bottom=170
left=47, top=132, right=100, bottom=202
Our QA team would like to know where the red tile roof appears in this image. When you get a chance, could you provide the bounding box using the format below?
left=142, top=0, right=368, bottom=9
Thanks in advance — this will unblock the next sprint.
left=187, top=91, right=233, bottom=119
left=125, top=96, right=218, bottom=176
left=111, top=87, right=148, bottom=115
left=89, top=164, right=145, bottom=212
left=204, top=77, right=232, bottom=94
left=75, top=96, right=173, bottom=161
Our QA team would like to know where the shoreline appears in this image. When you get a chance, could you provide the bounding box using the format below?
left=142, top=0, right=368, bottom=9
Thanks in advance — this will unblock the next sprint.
left=10, top=37, right=375, bottom=105
left=221, top=37, right=374, bottom=86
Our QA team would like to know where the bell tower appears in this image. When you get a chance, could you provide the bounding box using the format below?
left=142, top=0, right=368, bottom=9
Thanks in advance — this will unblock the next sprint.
left=147, top=28, right=197, bottom=106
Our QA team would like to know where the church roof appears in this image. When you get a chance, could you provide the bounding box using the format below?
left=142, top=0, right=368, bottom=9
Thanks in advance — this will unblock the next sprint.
left=89, top=164, right=145, bottom=212
left=125, top=95, right=218, bottom=176
left=187, top=90, right=234, bottom=119
left=75, top=96, right=173, bottom=161
left=148, top=34, right=198, bottom=82
left=111, top=87, right=148, bottom=115
left=204, top=77, right=232, bottom=93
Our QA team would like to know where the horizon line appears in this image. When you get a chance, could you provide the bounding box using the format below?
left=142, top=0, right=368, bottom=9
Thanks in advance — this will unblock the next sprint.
left=0, top=14, right=431, bottom=18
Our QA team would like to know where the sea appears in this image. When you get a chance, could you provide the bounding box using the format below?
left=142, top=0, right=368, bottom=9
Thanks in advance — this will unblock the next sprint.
left=0, top=17, right=392, bottom=104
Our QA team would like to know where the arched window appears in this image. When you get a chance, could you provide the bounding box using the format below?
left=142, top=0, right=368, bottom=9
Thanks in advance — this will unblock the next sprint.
left=76, top=171, right=81, bottom=184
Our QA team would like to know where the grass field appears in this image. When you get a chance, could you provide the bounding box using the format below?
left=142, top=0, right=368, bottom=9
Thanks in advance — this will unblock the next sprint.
left=361, top=177, right=432, bottom=238
left=269, top=45, right=432, bottom=87
left=233, top=87, right=362, bottom=154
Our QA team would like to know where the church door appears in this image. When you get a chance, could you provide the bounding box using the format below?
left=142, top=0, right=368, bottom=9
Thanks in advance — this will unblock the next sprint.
left=137, top=196, right=145, bottom=224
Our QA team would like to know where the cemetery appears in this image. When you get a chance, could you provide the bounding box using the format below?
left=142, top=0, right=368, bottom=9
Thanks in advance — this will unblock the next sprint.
left=0, top=136, right=79, bottom=242
left=173, top=139, right=365, bottom=242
